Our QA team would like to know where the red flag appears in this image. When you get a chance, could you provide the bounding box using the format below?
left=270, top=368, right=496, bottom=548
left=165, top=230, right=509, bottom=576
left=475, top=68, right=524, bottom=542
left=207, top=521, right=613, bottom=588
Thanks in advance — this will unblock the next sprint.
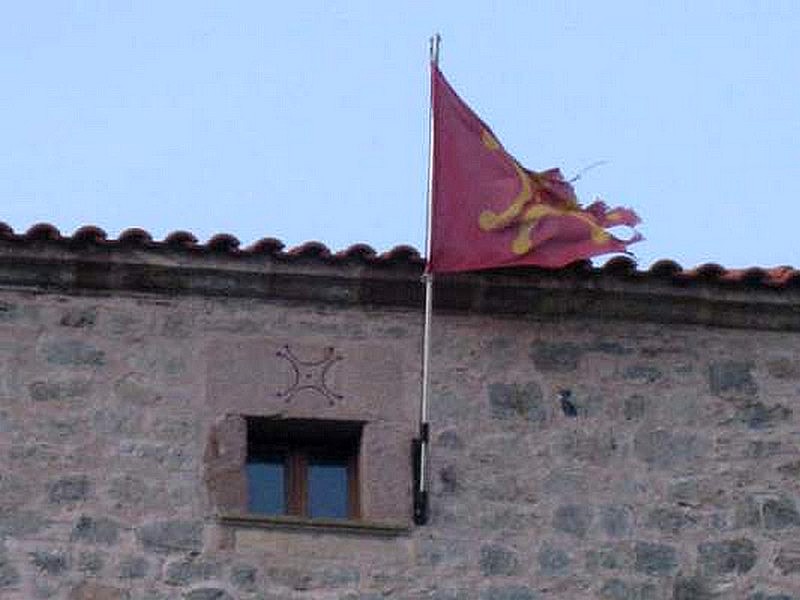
left=427, top=64, right=642, bottom=274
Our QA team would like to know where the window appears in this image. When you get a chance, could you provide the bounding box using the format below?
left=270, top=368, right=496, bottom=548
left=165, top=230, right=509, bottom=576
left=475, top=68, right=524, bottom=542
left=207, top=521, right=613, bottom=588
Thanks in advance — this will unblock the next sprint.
left=246, top=418, right=362, bottom=520
left=205, top=339, right=416, bottom=530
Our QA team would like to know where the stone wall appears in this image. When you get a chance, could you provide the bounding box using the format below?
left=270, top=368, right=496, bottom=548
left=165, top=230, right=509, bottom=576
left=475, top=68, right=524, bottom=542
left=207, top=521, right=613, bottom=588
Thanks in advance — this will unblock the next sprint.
left=0, top=277, right=798, bottom=599
left=427, top=316, right=800, bottom=599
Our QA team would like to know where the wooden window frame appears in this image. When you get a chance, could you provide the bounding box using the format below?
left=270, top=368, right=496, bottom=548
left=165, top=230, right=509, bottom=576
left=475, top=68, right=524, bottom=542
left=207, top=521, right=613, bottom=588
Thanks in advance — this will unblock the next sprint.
left=246, top=418, right=362, bottom=521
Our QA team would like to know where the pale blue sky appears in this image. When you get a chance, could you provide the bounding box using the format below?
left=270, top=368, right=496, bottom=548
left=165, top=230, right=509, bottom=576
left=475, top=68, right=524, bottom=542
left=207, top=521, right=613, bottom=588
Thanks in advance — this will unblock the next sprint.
left=1, top=2, right=798, bottom=268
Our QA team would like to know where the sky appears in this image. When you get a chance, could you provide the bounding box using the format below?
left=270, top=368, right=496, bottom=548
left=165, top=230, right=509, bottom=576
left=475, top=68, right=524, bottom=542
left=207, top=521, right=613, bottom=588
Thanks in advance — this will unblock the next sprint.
left=1, top=2, right=798, bottom=269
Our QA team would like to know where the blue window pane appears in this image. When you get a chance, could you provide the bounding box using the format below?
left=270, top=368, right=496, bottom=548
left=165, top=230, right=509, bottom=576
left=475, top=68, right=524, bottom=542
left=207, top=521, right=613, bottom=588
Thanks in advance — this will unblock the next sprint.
left=308, top=458, right=348, bottom=519
left=247, top=458, right=285, bottom=515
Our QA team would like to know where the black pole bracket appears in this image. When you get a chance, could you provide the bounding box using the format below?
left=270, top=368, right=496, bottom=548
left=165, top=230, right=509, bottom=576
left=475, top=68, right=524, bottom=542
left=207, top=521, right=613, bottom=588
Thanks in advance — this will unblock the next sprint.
left=412, top=427, right=430, bottom=525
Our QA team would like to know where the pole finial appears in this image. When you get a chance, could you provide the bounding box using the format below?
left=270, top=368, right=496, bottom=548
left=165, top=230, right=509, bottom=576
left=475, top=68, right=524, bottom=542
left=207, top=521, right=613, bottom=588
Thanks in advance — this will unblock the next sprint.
left=429, top=33, right=441, bottom=65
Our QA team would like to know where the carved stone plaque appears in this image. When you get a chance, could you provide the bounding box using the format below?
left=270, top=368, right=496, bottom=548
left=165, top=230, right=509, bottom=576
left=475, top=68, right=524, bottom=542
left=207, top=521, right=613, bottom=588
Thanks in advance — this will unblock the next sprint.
left=205, top=337, right=412, bottom=423
left=275, top=345, right=343, bottom=405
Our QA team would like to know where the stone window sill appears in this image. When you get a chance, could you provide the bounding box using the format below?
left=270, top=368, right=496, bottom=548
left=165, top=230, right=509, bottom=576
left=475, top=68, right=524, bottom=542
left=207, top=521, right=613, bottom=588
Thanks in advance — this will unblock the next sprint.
left=218, top=512, right=410, bottom=537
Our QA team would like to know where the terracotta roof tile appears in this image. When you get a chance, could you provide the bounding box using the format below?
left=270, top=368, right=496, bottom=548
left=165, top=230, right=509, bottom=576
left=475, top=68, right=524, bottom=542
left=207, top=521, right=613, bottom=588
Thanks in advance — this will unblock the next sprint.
left=287, top=241, right=332, bottom=259
left=601, top=255, right=637, bottom=276
left=26, top=223, right=62, bottom=241
left=70, top=226, right=108, bottom=246
left=206, top=233, right=241, bottom=253
left=0, top=221, right=797, bottom=290
left=334, top=243, right=377, bottom=262
left=245, top=237, right=284, bottom=255
left=118, top=227, right=154, bottom=245
left=648, top=260, right=682, bottom=278
left=377, top=245, right=424, bottom=265
left=163, top=230, right=198, bottom=248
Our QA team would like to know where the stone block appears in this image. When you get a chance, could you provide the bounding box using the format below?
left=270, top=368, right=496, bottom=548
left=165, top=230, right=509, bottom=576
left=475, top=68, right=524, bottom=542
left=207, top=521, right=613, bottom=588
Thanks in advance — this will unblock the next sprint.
left=672, top=575, right=713, bottom=600
left=113, top=374, right=160, bottom=405
left=0, top=510, right=50, bottom=536
left=708, top=360, right=757, bottom=398
left=0, top=410, right=10, bottom=434
left=107, top=311, right=143, bottom=337
left=0, top=301, right=20, bottom=322
left=732, top=401, right=792, bottom=430
left=479, top=585, right=538, bottom=600
left=77, top=551, right=104, bottom=574
left=633, top=542, right=677, bottom=576
left=317, top=566, right=360, bottom=587
left=417, top=538, right=471, bottom=567
left=487, top=382, right=546, bottom=422
left=43, top=339, right=105, bottom=366
left=530, top=341, right=583, bottom=372
left=38, top=415, right=84, bottom=440
left=439, top=464, right=458, bottom=494
left=0, top=552, right=20, bottom=588
left=646, top=507, right=698, bottom=534
left=71, top=515, right=121, bottom=545
left=698, top=538, right=757, bottom=575
left=765, top=356, right=800, bottom=380
left=430, top=589, right=472, bottom=600
left=623, top=365, right=662, bottom=383
left=479, top=505, right=536, bottom=531
left=29, top=378, right=92, bottom=402
left=261, top=564, right=360, bottom=591
left=183, top=589, right=234, bottom=600
left=136, top=520, right=203, bottom=554
left=623, top=396, right=646, bottom=421
left=264, top=565, right=312, bottom=590
left=774, top=542, right=800, bottom=575
left=553, top=504, right=593, bottom=538
left=478, top=468, right=535, bottom=502
left=119, top=439, right=194, bottom=471
left=30, top=550, right=69, bottom=575
left=745, top=440, right=785, bottom=458
left=560, top=429, right=620, bottom=463
left=48, top=475, right=91, bottom=503
left=778, top=460, right=800, bottom=477
left=206, top=337, right=413, bottom=422
left=234, top=527, right=408, bottom=564
left=633, top=429, right=708, bottom=468
left=164, top=558, right=222, bottom=586
left=764, top=496, right=800, bottom=530
left=669, top=479, right=725, bottom=509
left=538, top=543, right=571, bottom=576
left=92, top=407, right=142, bottom=436
left=118, top=555, right=148, bottom=579
left=230, top=563, right=257, bottom=589
left=60, top=308, right=97, bottom=328
left=68, top=581, right=128, bottom=600
left=600, top=505, right=633, bottom=538
left=161, top=312, right=193, bottom=338
left=479, top=544, right=519, bottom=576
left=587, top=340, right=633, bottom=355
left=437, top=428, right=464, bottom=449
left=585, top=545, right=632, bottom=571
left=599, top=578, right=657, bottom=600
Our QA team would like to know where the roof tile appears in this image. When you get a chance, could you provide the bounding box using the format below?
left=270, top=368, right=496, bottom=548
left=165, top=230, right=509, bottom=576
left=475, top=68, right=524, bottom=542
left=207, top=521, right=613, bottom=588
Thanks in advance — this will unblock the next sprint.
left=0, top=221, right=796, bottom=290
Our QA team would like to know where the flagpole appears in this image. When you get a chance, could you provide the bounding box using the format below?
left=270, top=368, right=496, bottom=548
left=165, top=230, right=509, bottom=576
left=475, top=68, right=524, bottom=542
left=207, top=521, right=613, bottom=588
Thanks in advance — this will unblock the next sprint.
left=415, top=33, right=440, bottom=526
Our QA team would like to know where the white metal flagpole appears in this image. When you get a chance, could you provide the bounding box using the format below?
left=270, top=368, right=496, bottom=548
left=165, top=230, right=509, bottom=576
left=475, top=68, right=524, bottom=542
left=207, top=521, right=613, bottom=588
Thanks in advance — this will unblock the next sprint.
left=414, top=33, right=440, bottom=525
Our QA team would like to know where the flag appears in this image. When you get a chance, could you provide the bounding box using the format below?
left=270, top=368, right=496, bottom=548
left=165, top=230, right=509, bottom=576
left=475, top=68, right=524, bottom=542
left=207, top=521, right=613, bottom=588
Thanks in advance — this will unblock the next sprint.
left=427, top=64, right=642, bottom=274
